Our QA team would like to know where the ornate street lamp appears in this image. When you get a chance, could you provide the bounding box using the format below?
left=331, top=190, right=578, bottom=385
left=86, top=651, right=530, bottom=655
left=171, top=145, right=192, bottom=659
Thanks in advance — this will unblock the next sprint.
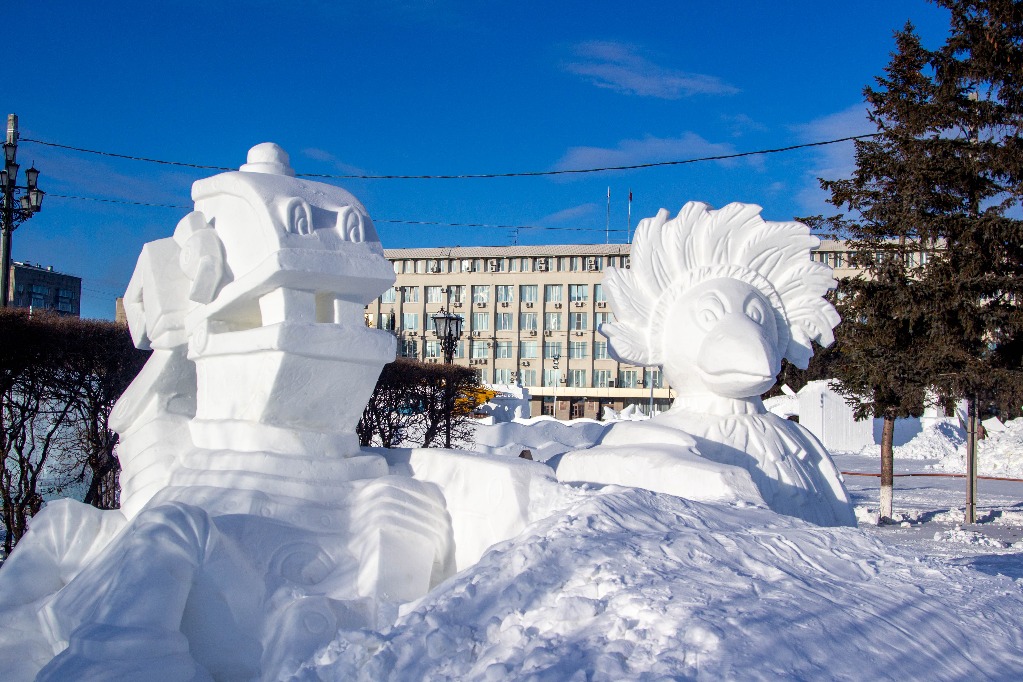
left=1, top=114, right=44, bottom=308
left=431, top=307, right=464, bottom=447
left=431, top=307, right=463, bottom=364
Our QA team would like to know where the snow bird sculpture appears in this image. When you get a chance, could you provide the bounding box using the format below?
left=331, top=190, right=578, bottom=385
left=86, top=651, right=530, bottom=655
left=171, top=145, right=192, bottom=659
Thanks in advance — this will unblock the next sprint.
left=558, top=202, right=856, bottom=526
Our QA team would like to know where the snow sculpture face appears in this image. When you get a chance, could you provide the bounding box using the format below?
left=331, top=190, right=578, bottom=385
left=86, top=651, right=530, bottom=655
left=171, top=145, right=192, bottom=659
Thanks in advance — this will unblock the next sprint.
left=662, top=278, right=781, bottom=398
left=599, top=201, right=840, bottom=406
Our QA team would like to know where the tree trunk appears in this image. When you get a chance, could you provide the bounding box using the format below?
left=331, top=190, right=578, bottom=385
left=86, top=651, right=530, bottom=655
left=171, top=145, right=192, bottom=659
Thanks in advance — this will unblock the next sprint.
left=879, top=414, right=895, bottom=524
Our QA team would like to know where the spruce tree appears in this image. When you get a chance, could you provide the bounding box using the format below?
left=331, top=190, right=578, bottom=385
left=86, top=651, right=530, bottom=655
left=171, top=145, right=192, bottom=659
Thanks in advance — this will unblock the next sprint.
left=820, top=0, right=1023, bottom=522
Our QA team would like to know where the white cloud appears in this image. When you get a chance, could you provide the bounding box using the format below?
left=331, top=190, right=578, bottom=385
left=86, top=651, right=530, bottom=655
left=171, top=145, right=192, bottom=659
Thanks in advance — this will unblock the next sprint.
left=790, top=104, right=873, bottom=215
left=563, top=41, right=738, bottom=99
left=538, top=203, right=599, bottom=226
left=554, top=132, right=758, bottom=172
left=301, top=147, right=367, bottom=176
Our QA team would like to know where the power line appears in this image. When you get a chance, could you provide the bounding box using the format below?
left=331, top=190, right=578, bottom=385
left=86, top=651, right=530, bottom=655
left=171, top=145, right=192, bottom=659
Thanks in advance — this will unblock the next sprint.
left=45, top=193, right=626, bottom=234
left=22, top=134, right=878, bottom=180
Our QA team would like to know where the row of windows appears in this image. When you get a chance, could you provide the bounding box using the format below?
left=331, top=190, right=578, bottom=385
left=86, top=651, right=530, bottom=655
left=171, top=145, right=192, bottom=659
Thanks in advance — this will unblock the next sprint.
left=379, top=311, right=615, bottom=332
left=399, top=338, right=613, bottom=361
left=392, top=255, right=629, bottom=275
left=382, top=283, right=609, bottom=305
left=809, top=250, right=931, bottom=269
left=13, top=284, right=79, bottom=299
left=466, top=367, right=661, bottom=389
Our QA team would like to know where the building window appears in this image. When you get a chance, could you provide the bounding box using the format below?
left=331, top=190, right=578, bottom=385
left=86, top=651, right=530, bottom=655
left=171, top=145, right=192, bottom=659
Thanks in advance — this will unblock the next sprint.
left=520, top=369, right=537, bottom=386
left=402, top=287, right=419, bottom=303
left=595, top=312, right=613, bottom=326
left=426, top=286, right=444, bottom=303
left=569, top=341, right=587, bottom=359
left=569, top=313, right=588, bottom=331
left=594, top=283, right=607, bottom=302
left=543, top=369, right=560, bottom=387
left=567, top=369, right=586, bottom=387
left=544, top=342, right=562, bottom=359
left=520, top=312, right=538, bottom=331
left=542, top=396, right=555, bottom=415
left=618, top=369, right=639, bottom=388
left=496, top=312, right=514, bottom=331
left=402, top=313, right=419, bottom=331
left=545, top=312, right=562, bottom=331
left=570, top=256, right=582, bottom=272
left=510, top=258, right=520, bottom=273
left=647, top=368, right=663, bottom=389
left=472, top=285, right=490, bottom=304
left=471, top=340, right=489, bottom=359
left=495, top=341, right=513, bottom=359
left=593, top=341, right=609, bottom=360
left=400, top=339, right=418, bottom=357
left=519, top=341, right=537, bottom=359
left=415, top=260, right=426, bottom=274
left=378, top=313, right=396, bottom=330
left=593, top=369, right=612, bottom=387
left=544, top=284, right=563, bottom=302
left=496, top=285, right=514, bottom=303
left=448, top=285, right=465, bottom=304
left=569, top=284, right=588, bottom=302
left=472, top=312, right=490, bottom=330
left=494, top=368, right=513, bottom=384
left=381, top=288, right=397, bottom=304
left=454, top=340, right=465, bottom=359
left=520, top=284, right=538, bottom=302
left=557, top=257, right=569, bottom=272
left=392, top=261, right=402, bottom=274
left=425, top=341, right=441, bottom=358
left=570, top=399, right=586, bottom=419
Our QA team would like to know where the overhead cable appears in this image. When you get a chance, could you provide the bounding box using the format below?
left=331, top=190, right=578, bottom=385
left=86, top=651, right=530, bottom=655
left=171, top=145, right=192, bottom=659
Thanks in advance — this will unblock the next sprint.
left=22, top=134, right=878, bottom=180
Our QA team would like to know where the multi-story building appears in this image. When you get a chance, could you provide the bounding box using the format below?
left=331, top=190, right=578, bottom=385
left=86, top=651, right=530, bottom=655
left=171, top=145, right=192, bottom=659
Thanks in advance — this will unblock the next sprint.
left=368, top=240, right=869, bottom=420
left=7, top=261, right=81, bottom=316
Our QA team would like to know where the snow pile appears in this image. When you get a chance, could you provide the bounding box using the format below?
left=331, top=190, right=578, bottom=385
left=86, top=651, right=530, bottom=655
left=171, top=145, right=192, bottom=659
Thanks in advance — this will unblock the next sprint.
left=308, top=488, right=1023, bottom=681
left=933, top=526, right=1008, bottom=549
left=935, top=417, right=1023, bottom=478
left=858, top=418, right=965, bottom=461
left=472, top=417, right=609, bottom=462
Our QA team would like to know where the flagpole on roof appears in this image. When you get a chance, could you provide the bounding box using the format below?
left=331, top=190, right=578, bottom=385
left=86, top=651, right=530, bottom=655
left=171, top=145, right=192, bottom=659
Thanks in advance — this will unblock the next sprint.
left=605, top=187, right=610, bottom=245
left=627, top=189, right=632, bottom=243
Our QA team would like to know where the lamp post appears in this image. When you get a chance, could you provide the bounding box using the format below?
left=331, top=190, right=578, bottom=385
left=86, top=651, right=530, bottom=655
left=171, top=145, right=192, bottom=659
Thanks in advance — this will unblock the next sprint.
left=431, top=307, right=464, bottom=447
left=1, top=114, right=44, bottom=308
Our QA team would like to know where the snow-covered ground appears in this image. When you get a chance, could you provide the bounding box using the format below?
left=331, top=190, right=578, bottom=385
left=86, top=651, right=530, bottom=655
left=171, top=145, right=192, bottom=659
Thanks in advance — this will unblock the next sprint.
left=288, top=421, right=1023, bottom=681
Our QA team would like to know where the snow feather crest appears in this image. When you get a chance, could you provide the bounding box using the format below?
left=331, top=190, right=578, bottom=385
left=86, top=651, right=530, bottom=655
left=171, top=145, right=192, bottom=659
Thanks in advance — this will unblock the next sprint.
left=599, top=201, right=840, bottom=369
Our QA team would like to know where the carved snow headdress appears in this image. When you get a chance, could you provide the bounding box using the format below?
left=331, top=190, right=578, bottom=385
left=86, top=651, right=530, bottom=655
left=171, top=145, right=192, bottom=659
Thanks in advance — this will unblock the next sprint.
left=600, top=201, right=841, bottom=369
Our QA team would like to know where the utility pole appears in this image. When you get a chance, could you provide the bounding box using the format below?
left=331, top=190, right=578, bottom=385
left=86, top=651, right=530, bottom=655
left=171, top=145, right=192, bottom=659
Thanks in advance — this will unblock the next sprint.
left=1, top=114, right=45, bottom=307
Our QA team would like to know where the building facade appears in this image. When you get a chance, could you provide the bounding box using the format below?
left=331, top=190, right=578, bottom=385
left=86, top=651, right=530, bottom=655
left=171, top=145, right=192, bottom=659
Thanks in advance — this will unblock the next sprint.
left=7, top=261, right=81, bottom=316
left=368, top=240, right=867, bottom=420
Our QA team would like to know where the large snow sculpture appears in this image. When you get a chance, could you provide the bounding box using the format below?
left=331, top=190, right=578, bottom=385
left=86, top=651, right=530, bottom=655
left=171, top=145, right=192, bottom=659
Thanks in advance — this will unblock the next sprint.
left=557, top=202, right=856, bottom=526
left=0, top=144, right=561, bottom=681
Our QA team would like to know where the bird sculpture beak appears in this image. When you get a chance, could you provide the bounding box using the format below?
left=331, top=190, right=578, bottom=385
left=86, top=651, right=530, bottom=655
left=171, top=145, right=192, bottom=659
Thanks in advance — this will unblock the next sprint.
left=696, top=313, right=780, bottom=398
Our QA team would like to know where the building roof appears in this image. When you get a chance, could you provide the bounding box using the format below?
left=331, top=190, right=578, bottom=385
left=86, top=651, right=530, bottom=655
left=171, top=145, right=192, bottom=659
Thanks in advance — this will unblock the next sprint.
left=383, top=244, right=632, bottom=259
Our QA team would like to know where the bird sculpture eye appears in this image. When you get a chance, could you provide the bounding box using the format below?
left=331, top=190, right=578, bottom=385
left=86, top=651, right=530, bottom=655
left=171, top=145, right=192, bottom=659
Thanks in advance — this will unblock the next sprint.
left=745, top=299, right=765, bottom=324
left=698, top=294, right=725, bottom=327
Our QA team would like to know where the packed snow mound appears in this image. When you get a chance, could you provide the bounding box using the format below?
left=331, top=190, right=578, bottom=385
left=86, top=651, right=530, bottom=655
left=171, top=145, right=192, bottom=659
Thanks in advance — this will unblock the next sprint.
left=472, top=418, right=609, bottom=462
left=935, top=417, right=1023, bottom=478
left=307, top=488, right=1023, bottom=681
left=858, top=418, right=966, bottom=461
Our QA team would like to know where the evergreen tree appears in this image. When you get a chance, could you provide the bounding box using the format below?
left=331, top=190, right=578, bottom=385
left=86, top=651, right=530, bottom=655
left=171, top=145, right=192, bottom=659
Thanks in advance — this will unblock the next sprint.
left=819, top=0, right=1023, bottom=521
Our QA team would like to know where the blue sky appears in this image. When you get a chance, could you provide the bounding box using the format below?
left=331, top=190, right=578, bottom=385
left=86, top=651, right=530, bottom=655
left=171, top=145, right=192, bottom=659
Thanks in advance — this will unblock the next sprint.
left=7, top=1, right=952, bottom=319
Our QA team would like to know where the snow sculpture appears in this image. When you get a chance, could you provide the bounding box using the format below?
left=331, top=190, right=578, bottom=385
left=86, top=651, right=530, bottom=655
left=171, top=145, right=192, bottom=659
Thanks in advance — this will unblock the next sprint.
left=558, top=202, right=856, bottom=526
left=0, top=144, right=473, bottom=680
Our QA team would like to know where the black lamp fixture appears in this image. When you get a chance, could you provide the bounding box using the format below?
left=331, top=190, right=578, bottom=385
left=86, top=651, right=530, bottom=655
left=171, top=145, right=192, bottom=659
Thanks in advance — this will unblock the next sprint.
left=1, top=114, right=44, bottom=308
left=431, top=307, right=464, bottom=364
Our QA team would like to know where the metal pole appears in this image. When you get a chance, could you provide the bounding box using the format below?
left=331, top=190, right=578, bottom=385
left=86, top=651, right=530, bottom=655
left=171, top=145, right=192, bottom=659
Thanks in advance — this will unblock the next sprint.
left=965, top=394, right=978, bottom=523
left=0, top=195, right=12, bottom=308
left=605, top=187, right=610, bottom=245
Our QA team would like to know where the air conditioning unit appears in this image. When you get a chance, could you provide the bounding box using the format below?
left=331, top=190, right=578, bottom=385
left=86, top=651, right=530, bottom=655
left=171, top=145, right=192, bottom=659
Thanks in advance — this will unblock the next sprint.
left=554, top=303, right=563, bottom=309
left=476, top=302, right=486, bottom=308
left=544, top=330, right=552, bottom=337
left=440, top=288, right=448, bottom=293
left=529, top=330, right=537, bottom=336
left=525, top=302, right=534, bottom=308
left=488, top=259, right=499, bottom=272
left=453, top=302, right=463, bottom=308
left=586, top=258, right=598, bottom=272
left=574, top=302, right=584, bottom=308
left=409, top=331, right=418, bottom=337
left=576, top=331, right=586, bottom=336
left=521, top=361, right=530, bottom=366
left=536, top=259, right=549, bottom=271
left=427, top=358, right=437, bottom=363
left=608, top=380, right=616, bottom=387
left=472, top=330, right=482, bottom=337
left=501, top=302, right=509, bottom=307
left=430, top=266, right=441, bottom=273
left=597, top=301, right=606, bottom=308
